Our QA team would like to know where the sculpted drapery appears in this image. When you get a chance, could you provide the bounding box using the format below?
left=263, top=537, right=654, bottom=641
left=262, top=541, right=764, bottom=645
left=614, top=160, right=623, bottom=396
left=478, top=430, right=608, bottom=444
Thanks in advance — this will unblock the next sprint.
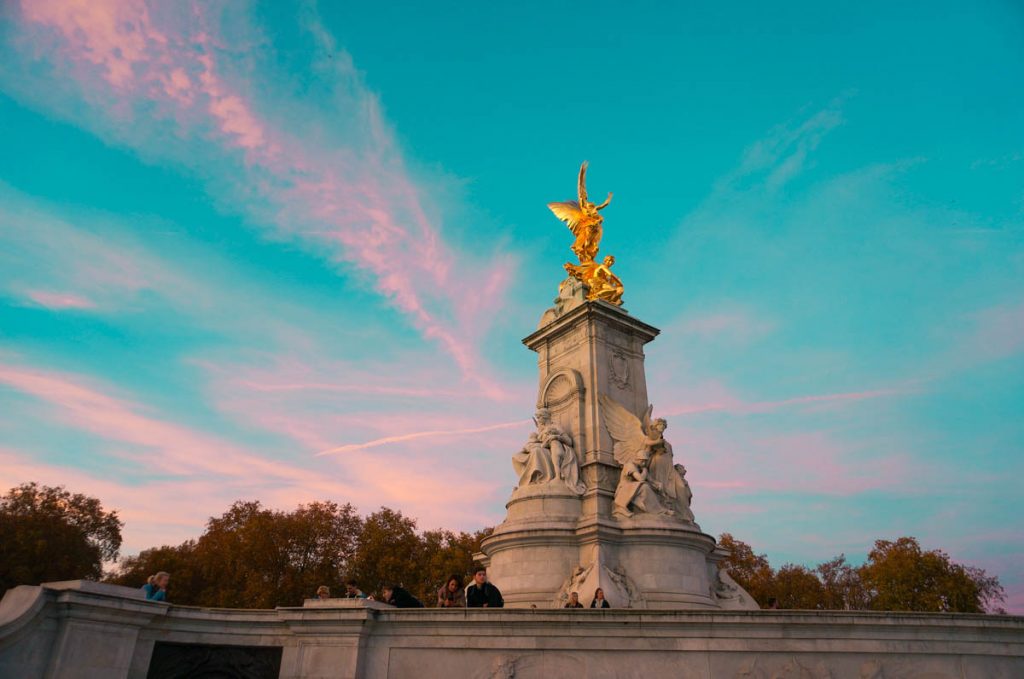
left=512, top=408, right=585, bottom=495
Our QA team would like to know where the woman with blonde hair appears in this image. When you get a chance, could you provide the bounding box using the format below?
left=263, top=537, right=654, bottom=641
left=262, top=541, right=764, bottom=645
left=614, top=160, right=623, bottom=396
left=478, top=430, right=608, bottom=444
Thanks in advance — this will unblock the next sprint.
left=142, top=572, right=169, bottom=602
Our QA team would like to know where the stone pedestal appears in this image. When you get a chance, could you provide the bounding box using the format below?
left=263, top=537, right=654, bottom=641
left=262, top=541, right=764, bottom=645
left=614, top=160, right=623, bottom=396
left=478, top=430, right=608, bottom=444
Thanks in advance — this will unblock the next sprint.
left=480, top=285, right=757, bottom=610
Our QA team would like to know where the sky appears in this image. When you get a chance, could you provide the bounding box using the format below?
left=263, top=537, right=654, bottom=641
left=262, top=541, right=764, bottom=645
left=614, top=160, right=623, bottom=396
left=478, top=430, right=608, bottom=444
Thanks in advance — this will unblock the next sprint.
left=0, top=1, right=1022, bottom=612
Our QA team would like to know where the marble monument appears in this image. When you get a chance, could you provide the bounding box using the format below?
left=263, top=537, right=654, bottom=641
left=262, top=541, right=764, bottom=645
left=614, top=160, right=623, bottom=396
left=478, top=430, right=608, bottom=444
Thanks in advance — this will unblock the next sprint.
left=476, top=162, right=757, bottom=610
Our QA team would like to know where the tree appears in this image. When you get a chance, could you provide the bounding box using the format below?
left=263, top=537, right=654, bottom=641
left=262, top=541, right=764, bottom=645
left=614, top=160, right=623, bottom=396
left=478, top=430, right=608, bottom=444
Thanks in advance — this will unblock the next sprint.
left=107, top=499, right=362, bottom=608
left=414, top=527, right=493, bottom=603
left=0, top=483, right=124, bottom=597
left=109, top=542, right=201, bottom=600
left=772, top=564, right=825, bottom=609
left=718, top=533, right=775, bottom=606
left=816, top=554, right=869, bottom=610
left=349, top=507, right=423, bottom=600
left=859, top=537, right=1005, bottom=613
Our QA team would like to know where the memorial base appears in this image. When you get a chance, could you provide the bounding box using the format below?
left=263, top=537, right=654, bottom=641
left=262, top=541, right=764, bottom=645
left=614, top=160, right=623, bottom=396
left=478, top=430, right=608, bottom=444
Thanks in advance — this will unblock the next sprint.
left=2, top=582, right=1022, bottom=679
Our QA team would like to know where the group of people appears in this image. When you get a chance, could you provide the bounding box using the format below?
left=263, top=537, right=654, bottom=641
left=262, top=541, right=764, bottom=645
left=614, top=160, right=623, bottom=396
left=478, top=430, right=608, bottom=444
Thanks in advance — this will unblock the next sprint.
left=315, top=567, right=506, bottom=609
left=563, top=588, right=611, bottom=609
left=143, top=566, right=615, bottom=610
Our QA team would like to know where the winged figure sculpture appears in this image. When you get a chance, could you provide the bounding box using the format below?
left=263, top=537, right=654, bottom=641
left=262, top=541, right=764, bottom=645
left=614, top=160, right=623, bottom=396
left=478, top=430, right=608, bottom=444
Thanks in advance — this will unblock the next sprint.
left=547, top=161, right=612, bottom=265
left=600, top=394, right=693, bottom=520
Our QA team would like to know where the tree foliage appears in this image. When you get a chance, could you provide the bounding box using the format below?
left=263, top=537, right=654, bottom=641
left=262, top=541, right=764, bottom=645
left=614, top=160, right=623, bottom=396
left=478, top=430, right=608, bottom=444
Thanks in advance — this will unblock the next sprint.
left=109, top=500, right=361, bottom=608
left=720, top=534, right=1005, bottom=613
left=107, top=500, right=493, bottom=608
left=719, top=533, right=774, bottom=604
left=5, top=480, right=1003, bottom=614
left=860, top=537, right=1005, bottom=613
left=0, top=483, right=124, bottom=597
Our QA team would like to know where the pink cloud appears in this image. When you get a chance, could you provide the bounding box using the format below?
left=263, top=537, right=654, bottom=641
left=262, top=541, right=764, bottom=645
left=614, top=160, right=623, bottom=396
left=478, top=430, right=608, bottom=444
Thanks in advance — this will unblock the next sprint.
left=0, top=187, right=200, bottom=311
left=316, top=419, right=531, bottom=456
left=22, top=289, right=97, bottom=310
left=680, top=425, right=920, bottom=498
left=10, top=0, right=512, bottom=397
left=0, top=360, right=507, bottom=537
left=193, top=352, right=533, bottom=456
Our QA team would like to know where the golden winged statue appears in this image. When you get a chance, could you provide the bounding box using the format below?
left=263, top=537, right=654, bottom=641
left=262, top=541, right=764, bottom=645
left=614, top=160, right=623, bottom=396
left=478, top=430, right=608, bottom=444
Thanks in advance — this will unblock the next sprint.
left=547, top=162, right=624, bottom=305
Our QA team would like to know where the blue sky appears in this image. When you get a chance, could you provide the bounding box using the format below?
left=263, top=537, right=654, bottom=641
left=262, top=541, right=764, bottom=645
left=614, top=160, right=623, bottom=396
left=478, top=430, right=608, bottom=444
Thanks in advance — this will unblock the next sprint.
left=0, top=1, right=1021, bottom=611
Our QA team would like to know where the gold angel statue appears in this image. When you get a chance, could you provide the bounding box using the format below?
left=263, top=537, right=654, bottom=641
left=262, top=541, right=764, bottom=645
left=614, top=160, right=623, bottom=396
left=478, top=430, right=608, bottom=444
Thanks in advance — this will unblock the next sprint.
left=547, top=161, right=612, bottom=264
left=547, top=162, right=624, bottom=306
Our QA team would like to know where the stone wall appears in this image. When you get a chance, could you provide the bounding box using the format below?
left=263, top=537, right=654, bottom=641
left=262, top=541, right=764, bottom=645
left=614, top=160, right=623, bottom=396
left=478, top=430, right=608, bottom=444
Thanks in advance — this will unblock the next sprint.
left=2, top=581, right=1022, bottom=678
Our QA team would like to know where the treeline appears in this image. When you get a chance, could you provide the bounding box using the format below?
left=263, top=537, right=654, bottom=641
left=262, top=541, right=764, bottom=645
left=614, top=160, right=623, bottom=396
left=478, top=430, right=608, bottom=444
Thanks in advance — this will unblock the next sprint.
left=719, top=534, right=1006, bottom=614
left=106, top=501, right=492, bottom=608
left=0, top=483, right=1007, bottom=613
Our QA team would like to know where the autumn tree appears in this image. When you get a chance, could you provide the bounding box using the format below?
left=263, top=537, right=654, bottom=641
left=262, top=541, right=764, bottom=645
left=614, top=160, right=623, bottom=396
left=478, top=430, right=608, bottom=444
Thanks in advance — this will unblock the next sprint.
left=0, top=483, right=124, bottom=597
left=772, top=564, right=825, bottom=609
left=859, top=537, right=1005, bottom=613
left=717, top=534, right=1004, bottom=613
left=816, top=554, right=869, bottom=610
left=349, top=507, right=423, bottom=600
left=718, top=533, right=775, bottom=606
left=414, top=527, right=493, bottom=603
left=108, top=500, right=362, bottom=608
left=110, top=542, right=202, bottom=601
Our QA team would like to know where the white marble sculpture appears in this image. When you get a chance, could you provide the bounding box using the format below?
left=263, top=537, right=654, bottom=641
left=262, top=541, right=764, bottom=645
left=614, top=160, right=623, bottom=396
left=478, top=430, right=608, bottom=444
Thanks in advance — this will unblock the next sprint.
left=511, top=408, right=585, bottom=495
left=601, top=395, right=694, bottom=520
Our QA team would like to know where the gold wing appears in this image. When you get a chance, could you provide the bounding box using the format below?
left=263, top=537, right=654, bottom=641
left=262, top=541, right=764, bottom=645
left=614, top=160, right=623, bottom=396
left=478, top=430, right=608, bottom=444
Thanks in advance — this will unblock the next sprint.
left=578, top=161, right=612, bottom=210
left=600, top=394, right=648, bottom=465
left=547, top=200, right=586, bottom=235
left=578, top=161, right=590, bottom=206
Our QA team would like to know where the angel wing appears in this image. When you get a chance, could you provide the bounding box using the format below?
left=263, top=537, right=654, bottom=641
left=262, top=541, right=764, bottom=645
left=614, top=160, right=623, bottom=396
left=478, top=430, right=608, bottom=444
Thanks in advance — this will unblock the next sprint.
left=578, top=161, right=590, bottom=206
left=579, top=160, right=612, bottom=211
left=547, top=200, right=587, bottom=235
left=600, top=394, right=648, bottom=465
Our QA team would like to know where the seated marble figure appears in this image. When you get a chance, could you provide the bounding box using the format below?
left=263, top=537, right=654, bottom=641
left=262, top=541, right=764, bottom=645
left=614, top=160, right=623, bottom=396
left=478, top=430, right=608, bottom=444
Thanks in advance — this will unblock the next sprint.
left=511, top=408, right=585, bottom=495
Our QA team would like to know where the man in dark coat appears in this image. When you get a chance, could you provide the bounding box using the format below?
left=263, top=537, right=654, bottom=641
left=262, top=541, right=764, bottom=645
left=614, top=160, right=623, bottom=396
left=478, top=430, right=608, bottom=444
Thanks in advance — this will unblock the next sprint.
left=465, top=567, right=504, bottom=608
left=382, top=584, right=424, bottom=608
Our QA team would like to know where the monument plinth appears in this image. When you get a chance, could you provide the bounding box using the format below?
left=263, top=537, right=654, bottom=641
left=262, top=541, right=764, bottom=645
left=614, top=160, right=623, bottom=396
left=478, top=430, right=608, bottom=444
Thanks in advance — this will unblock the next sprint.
left=478, top=163, right=757, bottom=610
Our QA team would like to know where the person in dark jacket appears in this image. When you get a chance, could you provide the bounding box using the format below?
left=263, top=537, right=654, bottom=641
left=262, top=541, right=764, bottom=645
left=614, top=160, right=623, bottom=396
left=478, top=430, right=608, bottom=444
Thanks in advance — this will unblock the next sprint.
left=590, top=587, right=610, bottom=608
left=465, top=567, right=504, bottom=608
left=382, top=584, right=424, bottom=608
left=564, top=592, right=584, bottom=608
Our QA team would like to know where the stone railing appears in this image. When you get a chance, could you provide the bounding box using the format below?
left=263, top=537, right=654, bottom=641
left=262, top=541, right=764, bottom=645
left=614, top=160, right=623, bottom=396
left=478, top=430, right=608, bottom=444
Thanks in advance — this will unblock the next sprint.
left=2, top=580, right=1022, bottom=678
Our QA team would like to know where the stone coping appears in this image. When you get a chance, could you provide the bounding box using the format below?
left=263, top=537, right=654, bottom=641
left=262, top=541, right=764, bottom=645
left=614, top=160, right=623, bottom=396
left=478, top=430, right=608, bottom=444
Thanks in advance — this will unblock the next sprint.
left=6, top=581, right=1023, bottom=636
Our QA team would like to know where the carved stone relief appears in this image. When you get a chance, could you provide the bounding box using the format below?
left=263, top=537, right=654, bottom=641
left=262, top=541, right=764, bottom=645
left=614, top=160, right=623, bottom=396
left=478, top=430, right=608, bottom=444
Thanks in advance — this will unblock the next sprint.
left=608, top=349, right=630, bottom=390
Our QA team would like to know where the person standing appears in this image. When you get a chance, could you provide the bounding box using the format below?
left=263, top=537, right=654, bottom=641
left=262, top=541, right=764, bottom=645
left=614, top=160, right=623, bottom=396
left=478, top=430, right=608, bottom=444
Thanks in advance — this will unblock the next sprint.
left=465, top=567, right=504, bottom=608
left=314, top=586, right=331, bottom=600
left=590, top=587, right=610, bottom=608
left=437, top=575, right=466, bottom=607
